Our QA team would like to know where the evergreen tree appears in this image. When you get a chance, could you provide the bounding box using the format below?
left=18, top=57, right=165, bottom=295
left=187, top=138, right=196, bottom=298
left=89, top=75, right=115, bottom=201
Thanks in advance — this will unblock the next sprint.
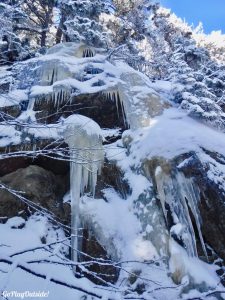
left=57, top=0, right=111, bottom=47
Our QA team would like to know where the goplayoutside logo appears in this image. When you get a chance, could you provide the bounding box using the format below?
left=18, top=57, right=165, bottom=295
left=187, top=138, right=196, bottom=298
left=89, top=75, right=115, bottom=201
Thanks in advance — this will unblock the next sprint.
left=1, top=290, right=49, bottom=299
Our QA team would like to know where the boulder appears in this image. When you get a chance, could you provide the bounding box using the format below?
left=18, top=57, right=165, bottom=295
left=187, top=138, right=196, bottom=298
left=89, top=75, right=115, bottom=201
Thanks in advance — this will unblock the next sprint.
left=0, top=165, right=68, bottom=222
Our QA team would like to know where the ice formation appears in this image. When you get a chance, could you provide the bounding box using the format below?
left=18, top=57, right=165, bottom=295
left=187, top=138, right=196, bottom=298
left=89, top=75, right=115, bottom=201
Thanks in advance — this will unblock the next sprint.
left=102, top=66, right=163, bottom=129
left=63, top=114, right=104, bottom=263
left=46, top=42, right=97, bottom=58
left=102, top=88, right=126, bottom=121
left=155, top=166, right=207, bottom=259
left=118, top=70, right=163, bottom=129
left=82, top=48, right=95, bottom=58
left=40, top=61, right=72, bottom=86
left=23, top=43, right=99, bottom=110
left=22, top=42, right=163, bottom=130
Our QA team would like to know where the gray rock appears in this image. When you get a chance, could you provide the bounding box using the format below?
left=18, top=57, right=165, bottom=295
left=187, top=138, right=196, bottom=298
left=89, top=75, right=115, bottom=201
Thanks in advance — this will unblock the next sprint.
left=0, top=165, right=68, bottom=222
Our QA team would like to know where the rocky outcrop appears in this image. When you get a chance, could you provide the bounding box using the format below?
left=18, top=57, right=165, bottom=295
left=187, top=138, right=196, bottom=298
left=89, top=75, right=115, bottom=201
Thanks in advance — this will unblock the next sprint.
left=0, top=165, right=69, bottom=222
left=33, top=92, right=127, bottom=129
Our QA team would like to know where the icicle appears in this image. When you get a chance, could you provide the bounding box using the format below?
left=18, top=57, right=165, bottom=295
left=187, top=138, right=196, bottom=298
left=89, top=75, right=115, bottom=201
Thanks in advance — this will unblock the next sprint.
left=102, top=90, right=117, bottom=102
left=60, top=91, right=63, bottom=104
left=51, top=86, right=71, bottom=108
left=55, top=67, right=58, bottom=83
left=27, top=97, right=36, bottom=111
left=82, top=48, right=94, bottom=58
left=102, top=88, right=128, bottom=126
left=176, top=173, right=208, bottom=259
left=54, top=91, right=57, bottom=107
left=117, top=91, right=127, bottom=126
left=155, top=167, right=197, bottom=257
left=70, top=150, right=82, bottom=262
left=63, top=115, right=104, bottom=265
left=50, top=68, right=55, bottom=85
left=155, top=167, right=207, bottom=260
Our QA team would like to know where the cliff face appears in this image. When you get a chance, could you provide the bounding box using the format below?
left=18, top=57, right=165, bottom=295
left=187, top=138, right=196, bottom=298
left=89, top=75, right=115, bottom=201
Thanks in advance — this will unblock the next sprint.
left=0, top=41, right=225, bottom=299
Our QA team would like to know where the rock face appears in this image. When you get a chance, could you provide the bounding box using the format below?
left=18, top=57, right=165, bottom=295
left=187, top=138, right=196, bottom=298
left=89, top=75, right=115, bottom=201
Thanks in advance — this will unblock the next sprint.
left=33, top=92, right=127, bottom=129
left=0, top=165, right=68, bottom=222
left=95, top=162, right=130, bottom=199
left=81, top=229, right=120, bottom=284
left=176, top=153, right=225, bottom=261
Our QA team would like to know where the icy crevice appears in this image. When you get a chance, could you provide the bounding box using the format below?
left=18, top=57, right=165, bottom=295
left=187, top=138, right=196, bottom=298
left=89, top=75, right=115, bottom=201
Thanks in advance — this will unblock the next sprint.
left=155, top=167, right=207, bottom=259
left=63, top=114, right=104, bottom=263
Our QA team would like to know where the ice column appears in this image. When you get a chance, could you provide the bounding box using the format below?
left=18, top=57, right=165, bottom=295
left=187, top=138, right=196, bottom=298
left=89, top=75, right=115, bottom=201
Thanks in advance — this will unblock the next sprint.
left=63, top=115, right=104, bottom=263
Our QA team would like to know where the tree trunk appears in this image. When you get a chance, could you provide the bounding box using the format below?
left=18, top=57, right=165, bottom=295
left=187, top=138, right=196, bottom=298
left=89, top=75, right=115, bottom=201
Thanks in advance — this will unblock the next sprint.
left=41, top=30, right=47, bottom=47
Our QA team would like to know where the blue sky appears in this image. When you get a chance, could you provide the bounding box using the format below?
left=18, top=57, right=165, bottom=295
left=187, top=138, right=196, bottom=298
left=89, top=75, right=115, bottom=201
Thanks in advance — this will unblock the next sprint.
left=160, top=0, right=225, bottom=33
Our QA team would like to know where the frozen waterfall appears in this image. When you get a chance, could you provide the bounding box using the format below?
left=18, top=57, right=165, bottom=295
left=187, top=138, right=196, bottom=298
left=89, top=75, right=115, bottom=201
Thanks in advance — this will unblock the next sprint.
left=155, top=166, right=207, bottom=259
left=63, top=115, right=104, bottom=263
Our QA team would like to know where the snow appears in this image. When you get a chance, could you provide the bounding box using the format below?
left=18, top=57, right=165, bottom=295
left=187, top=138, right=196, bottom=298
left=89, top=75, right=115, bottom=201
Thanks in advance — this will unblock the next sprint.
left=0, top=124, right=21, bottom=147
left=6, top=217, right=25, bottom=229
left=198, top=151, right=225, bottom=191
left=27, top=123, right=60, bottom=140
left=46, top=42, right=99, bottom=58
left=0, top=90, right=28, bottom=108
left=0, top=215, right=100, bottom=300
left=148, top=80, right=173, bottom=101
left=0, top=215, right=66, bottom=259
left=115, top=61, right=163, bottom=129
left=101, top=128, right=121, bottom=140
left=30, top=85, right=53, bottom=98
left=0, top=66, right=11, bottom=81
left=123, top=107, right=225, bottom=165
left=0, top=212, right=176, bottom=299
left=169, top=239, right=219, bottom=287
left=23, top=45, right=122, bottom=94
left=104, top=141, right=169, bottom=260
left=11, top=42, right=165, bottom=133
left=81, top=189, right=158, bottom=262
left=104, top=104, right=225, bottom=291
left=79, top=191, right=178, bottom=297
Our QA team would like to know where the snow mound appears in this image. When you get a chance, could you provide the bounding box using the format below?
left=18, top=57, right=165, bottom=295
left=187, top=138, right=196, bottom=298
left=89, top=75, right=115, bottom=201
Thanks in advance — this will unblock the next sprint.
left=6, top=217, right=25, bottom=229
